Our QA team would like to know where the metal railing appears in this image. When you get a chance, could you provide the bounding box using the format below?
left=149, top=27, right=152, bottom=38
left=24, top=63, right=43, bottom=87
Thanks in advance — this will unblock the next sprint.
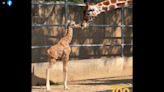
left=31, top=1, right=133, bottom=57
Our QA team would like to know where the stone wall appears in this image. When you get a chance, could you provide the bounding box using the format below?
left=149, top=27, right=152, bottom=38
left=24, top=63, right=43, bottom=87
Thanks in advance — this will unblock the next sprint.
left=32, top=57, right=133, bottom=85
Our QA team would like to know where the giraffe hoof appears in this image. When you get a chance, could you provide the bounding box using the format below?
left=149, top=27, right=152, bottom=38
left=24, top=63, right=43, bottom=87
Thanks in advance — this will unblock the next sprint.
left=64, top=87, right=68, bottom=90
left=46, top=88, right=51, bottom=91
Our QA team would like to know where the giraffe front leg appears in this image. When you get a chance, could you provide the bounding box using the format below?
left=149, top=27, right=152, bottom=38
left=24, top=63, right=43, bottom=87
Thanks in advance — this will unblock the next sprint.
left=62, top=55, right=69, bottom=89
left=63, top=66, right=68, bottom=90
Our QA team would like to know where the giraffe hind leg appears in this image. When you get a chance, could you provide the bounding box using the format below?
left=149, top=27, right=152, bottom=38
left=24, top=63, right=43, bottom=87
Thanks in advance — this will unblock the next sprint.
left=46, top=57, right=57, bottom=91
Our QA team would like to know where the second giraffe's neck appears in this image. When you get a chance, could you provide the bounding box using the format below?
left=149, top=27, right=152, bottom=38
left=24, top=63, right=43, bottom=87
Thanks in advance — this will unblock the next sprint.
left=94, top=0, right=132, bottom=13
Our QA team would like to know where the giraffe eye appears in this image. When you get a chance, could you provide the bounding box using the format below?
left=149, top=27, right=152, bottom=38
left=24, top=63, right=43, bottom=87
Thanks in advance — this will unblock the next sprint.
left=89, top=9, right=94, bottom=11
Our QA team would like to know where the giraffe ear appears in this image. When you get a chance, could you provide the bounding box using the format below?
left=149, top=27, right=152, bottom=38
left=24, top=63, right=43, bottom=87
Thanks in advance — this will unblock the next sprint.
left=86, top=3, right=90, bottom=10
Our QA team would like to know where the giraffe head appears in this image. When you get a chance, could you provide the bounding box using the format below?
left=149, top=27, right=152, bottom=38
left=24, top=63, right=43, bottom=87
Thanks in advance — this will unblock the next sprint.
left=67, top=20, right=81, bottom=28
left=85, top=3, right=100, bottom=17
left=81, top=3, right=100, bottom=30
left=81, top=0, right=133, bottom=30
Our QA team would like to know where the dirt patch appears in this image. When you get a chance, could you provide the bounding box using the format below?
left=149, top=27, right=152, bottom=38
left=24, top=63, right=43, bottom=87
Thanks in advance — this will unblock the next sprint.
left=32, top=75, right=133, bottom=92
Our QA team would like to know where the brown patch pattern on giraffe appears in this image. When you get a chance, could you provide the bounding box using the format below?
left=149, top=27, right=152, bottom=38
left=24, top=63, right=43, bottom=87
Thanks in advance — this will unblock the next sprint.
left=117, top=3, right=125, bottom=6
left=103, top=1, right=110, bottom=5
left=98, top=3, right=102, bottom=6
left=102, top=7, right=108, bottom=11
left=128, top=1, right=133, bottom=5
left=109, top=5, right=115, bottom=10
left=111, top=0, right=116, bottom=3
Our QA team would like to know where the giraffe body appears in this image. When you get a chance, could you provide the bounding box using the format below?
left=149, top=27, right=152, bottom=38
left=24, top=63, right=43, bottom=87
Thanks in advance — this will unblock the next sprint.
left=81, top=0, right=133, bottom=29
left=46, top=20, right=81, bottom=91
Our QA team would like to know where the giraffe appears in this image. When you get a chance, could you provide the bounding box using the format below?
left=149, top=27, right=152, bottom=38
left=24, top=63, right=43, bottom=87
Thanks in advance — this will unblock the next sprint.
left=81, top=0, right=133, bottom=30
left=46, top=20, right=81, bottom=91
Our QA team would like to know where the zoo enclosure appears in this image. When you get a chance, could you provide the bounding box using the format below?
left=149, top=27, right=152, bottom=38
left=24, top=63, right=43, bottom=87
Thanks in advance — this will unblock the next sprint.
left=31, top=0, right=133, bottom=57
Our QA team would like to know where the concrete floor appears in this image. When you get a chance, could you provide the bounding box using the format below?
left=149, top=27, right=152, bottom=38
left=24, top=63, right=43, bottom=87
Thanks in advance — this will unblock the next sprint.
left=32, top=75, right=133, bottom=92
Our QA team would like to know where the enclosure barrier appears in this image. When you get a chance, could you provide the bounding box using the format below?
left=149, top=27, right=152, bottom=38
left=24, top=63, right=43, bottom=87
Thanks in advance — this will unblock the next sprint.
left=31, top=1, right=133, bottom=57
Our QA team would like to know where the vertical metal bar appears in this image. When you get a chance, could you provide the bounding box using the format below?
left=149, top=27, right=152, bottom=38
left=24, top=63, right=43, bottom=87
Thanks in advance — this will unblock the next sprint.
left=121, top=7, right=124, bottom=57
left=65, top=0, right=68, bottom=30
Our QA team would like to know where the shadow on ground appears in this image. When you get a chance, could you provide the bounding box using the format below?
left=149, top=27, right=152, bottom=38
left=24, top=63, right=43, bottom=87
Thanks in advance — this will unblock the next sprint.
left=31, top=66, right=56, bottom=86
left=31, top=72, right=56, bottom=86
left=75, top=79, right=132, bottom=85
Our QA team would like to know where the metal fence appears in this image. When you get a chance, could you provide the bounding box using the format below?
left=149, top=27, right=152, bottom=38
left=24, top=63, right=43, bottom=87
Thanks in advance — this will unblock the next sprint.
left=31, top=0, right=133, bottom=57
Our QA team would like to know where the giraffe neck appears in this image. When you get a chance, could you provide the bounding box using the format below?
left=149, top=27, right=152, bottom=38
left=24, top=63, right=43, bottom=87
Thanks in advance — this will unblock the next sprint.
left=94, top=0, right=132, bottom=14
left=63, top=27, right=73, bottom=44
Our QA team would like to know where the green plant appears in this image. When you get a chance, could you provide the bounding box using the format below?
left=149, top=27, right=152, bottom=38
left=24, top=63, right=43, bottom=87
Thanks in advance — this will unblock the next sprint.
left=93, top=0, right=103, bottom=3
